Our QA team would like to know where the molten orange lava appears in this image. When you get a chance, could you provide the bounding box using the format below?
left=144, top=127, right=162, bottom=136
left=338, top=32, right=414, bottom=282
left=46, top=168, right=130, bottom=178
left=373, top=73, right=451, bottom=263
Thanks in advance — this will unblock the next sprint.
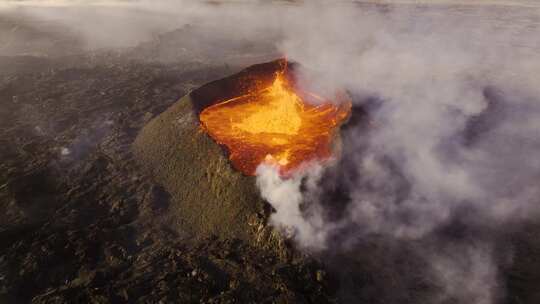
left=199, top=68, right=351, bottom=176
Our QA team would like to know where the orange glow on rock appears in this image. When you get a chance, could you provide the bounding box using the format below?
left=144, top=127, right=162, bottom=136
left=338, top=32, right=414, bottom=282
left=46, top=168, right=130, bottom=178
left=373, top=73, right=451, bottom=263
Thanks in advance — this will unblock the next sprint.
left=199, top=65, right=351, bottom=176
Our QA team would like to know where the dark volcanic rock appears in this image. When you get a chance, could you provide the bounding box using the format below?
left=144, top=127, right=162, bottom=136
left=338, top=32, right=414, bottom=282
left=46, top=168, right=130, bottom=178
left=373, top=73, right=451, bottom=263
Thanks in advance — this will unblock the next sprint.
left=0, top=23, right=332, bottom=302
left=133, top=61, right=287, bottom=242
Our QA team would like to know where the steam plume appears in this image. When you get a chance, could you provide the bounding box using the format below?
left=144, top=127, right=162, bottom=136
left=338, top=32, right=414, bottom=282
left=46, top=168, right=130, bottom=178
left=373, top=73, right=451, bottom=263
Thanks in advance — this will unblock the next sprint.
left=3, top=1, right=540, bottom=303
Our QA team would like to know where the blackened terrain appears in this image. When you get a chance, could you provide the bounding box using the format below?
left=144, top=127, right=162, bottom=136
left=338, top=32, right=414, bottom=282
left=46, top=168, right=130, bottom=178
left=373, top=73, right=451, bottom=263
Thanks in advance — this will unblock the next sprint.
left=1, top=5, right=540, bottom=304
left=0, top=16, right=331, bottom=303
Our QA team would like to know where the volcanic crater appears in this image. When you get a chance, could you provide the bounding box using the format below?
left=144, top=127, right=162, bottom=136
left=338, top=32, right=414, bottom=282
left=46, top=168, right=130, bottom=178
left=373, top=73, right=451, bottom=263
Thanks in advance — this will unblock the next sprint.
left=134, top=59, right=352, bottom=241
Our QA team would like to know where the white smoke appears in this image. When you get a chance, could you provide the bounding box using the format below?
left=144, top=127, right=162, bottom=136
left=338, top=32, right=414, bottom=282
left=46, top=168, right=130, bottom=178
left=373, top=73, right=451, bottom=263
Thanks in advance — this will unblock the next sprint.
left=3, top=1, right=540, bottom=303
left=428, top=243, right=500, bottom=304
left=256, top=163, right=332, bottom=250
left=253, top=3, right=539, bottom=303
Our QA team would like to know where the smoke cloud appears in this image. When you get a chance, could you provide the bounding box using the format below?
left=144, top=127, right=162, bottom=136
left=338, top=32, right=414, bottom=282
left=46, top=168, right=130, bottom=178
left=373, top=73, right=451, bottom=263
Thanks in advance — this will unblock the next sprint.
left=259, top=2, right=539, bottom=303
left=3, top=1, right=540, bottom=303
left=268, top=1, right=540, bottom=241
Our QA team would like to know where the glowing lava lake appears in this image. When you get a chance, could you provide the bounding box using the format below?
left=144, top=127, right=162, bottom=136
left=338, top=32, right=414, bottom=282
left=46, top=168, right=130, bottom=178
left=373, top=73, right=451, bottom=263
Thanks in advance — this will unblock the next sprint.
left=199, top=63, right=351, bottom=176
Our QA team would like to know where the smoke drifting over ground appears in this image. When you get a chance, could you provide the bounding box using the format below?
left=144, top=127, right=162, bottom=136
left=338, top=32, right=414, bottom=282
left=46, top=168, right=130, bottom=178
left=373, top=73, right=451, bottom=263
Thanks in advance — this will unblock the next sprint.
left=257, top=3, right=540, bottom=302
left=3, top=1, right=540, bottom=303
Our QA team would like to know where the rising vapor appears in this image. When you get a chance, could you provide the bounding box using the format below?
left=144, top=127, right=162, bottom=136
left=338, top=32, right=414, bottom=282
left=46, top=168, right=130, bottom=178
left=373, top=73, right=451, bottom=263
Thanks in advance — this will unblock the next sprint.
left=3, top=1, right=539, bottom=303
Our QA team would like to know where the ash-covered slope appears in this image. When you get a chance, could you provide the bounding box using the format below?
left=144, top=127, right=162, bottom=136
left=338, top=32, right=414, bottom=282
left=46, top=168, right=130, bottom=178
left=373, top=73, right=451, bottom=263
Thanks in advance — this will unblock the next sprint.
left=133, top=60, right=285, bottom=241
left=134, top=94, right=266, bottom=241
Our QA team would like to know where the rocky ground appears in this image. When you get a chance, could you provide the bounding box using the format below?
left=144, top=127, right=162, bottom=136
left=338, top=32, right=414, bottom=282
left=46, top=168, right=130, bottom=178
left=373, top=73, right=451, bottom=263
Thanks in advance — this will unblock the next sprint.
left=0, top=15, right=333, bottom=303
left=1, top=4, right=540, bottom=304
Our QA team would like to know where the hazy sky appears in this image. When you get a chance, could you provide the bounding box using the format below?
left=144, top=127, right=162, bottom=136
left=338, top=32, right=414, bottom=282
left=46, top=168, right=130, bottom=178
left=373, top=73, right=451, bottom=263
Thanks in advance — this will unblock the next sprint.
left=2, top=0, right=540, bottom=8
